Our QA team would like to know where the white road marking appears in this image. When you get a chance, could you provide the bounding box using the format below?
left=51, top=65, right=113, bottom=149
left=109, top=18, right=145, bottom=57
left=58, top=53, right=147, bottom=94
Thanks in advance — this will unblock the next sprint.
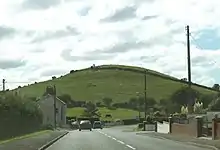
left=117, top=140, right=125, bottom=144
left=98, top=131, right=136, bottom=150
left=126, top=144, right=136, bottom=150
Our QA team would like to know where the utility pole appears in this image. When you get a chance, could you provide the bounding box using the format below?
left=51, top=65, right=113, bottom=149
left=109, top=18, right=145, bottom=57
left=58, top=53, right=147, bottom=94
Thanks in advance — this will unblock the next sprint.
left=53, top=85, right=57, bottom=129
left=186, top=25, right=192, bottom=113
left=2, top=79, right=5, bottom=92
left=186, top=25, right=191, bottom=86
left=144, top=70, right=147, bottom=120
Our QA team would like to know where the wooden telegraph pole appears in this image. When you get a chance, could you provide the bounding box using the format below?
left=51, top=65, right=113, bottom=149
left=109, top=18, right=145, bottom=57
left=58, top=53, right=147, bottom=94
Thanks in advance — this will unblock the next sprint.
left=53, top=85, right=57, bottom=129
left=186, top=25, right=193, bottom=113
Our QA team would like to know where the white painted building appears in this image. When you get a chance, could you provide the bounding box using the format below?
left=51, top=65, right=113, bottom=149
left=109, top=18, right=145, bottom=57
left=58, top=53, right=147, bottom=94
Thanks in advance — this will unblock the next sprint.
left=38, top=94, right=67, bottom=127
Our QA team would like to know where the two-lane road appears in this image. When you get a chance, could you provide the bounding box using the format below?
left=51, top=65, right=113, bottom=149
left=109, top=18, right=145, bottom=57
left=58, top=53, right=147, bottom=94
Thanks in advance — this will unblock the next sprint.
left=46, top=126, right=210, bottom=150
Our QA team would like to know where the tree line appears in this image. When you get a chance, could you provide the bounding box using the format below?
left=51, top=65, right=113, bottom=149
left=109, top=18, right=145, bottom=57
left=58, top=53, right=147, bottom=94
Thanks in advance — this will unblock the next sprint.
left=56, top=86, right=219, bottom=115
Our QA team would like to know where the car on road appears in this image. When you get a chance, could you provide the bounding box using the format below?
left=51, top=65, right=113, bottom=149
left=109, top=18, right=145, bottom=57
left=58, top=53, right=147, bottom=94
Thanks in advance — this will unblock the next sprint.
left=93, top=121, right=103, bottom=129
left=79, top=120, right=92, bottom=131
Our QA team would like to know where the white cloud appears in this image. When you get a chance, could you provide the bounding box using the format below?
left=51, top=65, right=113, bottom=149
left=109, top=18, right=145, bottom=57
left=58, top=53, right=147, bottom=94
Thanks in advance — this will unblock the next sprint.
left=0, top=0, right=220, bottom=90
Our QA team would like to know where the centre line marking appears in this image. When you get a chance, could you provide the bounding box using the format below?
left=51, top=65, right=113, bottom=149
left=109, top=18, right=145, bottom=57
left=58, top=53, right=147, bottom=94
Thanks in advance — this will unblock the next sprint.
left=98, top=131, right=136, bottom=150
left=126, top=144, right=136, bottom=150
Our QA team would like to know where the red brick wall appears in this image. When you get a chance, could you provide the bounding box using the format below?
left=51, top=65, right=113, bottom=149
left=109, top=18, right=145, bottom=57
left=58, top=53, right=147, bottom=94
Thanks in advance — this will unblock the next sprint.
left=171, top=122, right=197, bottom=137
left=212, top=119, right=220, bottom=140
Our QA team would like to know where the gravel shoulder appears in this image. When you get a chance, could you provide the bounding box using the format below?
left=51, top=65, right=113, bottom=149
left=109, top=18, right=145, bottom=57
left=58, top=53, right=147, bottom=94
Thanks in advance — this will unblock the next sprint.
left=137, top=132, right=220, bottom=150
left=0, top=130, right=68, bottom=150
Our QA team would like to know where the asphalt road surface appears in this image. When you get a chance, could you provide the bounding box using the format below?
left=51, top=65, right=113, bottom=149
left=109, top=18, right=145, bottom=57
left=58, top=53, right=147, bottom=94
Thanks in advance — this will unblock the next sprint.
left=46, top=126, right=210, bottom=150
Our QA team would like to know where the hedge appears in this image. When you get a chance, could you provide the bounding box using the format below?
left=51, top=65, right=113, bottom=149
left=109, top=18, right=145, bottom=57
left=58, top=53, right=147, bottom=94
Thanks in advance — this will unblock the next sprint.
left=0, top=93, right=43, bottom=140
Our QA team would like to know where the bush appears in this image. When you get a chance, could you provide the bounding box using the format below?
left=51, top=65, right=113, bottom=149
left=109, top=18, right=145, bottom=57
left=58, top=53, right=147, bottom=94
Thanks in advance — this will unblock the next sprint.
left=138, top=123, right=144, bottom=129
left=70, top=70, right=74, bottom=73
left=146, top=115, right=155, bottom=124
left=0, top=93, right=43, bottom=140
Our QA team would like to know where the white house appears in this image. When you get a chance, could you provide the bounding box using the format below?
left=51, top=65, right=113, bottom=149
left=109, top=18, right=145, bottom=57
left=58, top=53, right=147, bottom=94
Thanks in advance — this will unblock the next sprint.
left=37, top=94, right=67, bottom=127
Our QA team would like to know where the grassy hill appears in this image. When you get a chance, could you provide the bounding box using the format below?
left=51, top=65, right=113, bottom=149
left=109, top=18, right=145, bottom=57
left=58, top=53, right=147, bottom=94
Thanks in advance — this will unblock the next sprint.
left=15, top=64, right=217, bottom=102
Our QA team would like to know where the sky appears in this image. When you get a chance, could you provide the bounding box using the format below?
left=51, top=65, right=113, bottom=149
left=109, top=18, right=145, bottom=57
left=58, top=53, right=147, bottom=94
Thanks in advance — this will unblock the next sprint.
left=0, top=0, right=220, bottom=90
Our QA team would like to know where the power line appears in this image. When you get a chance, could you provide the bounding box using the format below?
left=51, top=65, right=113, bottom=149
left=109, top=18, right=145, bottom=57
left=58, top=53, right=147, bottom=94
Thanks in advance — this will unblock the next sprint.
left=190, top=34, right=204, bottom=50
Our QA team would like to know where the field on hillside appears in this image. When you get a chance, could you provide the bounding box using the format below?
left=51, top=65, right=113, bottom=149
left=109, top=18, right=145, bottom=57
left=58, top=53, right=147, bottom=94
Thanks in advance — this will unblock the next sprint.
left=67, top=107, right=144, bottom=120
left=16, top=65, right=217, bottom=102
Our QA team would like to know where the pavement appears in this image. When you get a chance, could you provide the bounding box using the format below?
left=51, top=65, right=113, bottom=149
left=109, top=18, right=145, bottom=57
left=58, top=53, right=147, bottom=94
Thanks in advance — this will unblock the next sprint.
left=45, top=126, right=211, bottom=150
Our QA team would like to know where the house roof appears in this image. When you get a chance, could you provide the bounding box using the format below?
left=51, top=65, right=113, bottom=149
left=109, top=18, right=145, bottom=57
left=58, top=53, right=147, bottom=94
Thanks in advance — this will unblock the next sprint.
left=38, top=94, right=66, bottom=105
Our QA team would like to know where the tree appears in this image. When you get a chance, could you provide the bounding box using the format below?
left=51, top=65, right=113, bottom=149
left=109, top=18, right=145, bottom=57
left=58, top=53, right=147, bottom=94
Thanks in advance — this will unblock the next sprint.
left=43, top=86, right=55, bottom=96
left=96, top=102, right=101, bottom=107
left=52, top=76, right=56, bottom=80
left=181, top=78, right=187, bottom=81
left=102, top=97, right=112, bottom=107
left=199, top=93, right=216, bottom=108
left=212, top=84, right=219, bottom=90
left=85, top=101, right=96, bottom=112
left=83, top=101, right=98, bottom=117
left=128, top=97, right=138, bottom=109
left=70, top=70, right=74, bottom=73
left=170, top=87, right=200, bottom=106
left=58, top=94, right=74, bottom=108
left=146, top=97, right=156, bottom=107
left=138, top=96, right=145, bottom=105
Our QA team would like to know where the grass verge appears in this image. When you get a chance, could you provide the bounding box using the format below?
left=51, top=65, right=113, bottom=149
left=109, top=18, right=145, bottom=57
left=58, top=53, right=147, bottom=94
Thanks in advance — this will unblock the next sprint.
left=0, top=130, right=52, bottom=144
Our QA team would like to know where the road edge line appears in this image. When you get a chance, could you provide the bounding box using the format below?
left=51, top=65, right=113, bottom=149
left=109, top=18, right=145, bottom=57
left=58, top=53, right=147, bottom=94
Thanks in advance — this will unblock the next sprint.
left=38, top=131, right=69, bottom=150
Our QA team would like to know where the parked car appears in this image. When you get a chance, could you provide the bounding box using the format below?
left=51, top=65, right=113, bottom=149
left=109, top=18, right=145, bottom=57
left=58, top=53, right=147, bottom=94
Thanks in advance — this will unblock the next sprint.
left=71, top=121, right=79, bottom=129
left=79, top=120, right=92, bottom=131
left=93, top=121, right=103, bottom=129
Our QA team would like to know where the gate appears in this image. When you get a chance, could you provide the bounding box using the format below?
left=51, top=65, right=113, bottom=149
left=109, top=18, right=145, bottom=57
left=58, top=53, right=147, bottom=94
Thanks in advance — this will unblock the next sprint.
left=201, top=116, right=212, bottom=137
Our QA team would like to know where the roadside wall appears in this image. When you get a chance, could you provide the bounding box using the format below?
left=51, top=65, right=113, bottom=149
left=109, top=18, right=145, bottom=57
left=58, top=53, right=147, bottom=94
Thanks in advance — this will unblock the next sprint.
left=169, top=116, right=201, bottom=138
left=212, top=118, right=220, bottom=140
left=171, top=122, right=197, bottom=136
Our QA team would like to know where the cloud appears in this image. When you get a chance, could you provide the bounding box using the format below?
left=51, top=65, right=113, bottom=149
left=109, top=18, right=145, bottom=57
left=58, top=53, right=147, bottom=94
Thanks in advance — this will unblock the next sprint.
left=0, top=26, right=16, bottom=40
left=77, top=6, right=91, bottom=16
left=31, top=26, right=79, bottom=43
left=61, top=49, right=114, bottom=61
left=21, top=0, right=61, bottom=10
left=141, top=15, right=158, bottom=20
left=0, top=59, right=26, bottom=69
left=1, top=0, right=220, bottom=90
left=100, top=6, right=137, bottom=22
left=40, top=68, right=67, bottom=77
